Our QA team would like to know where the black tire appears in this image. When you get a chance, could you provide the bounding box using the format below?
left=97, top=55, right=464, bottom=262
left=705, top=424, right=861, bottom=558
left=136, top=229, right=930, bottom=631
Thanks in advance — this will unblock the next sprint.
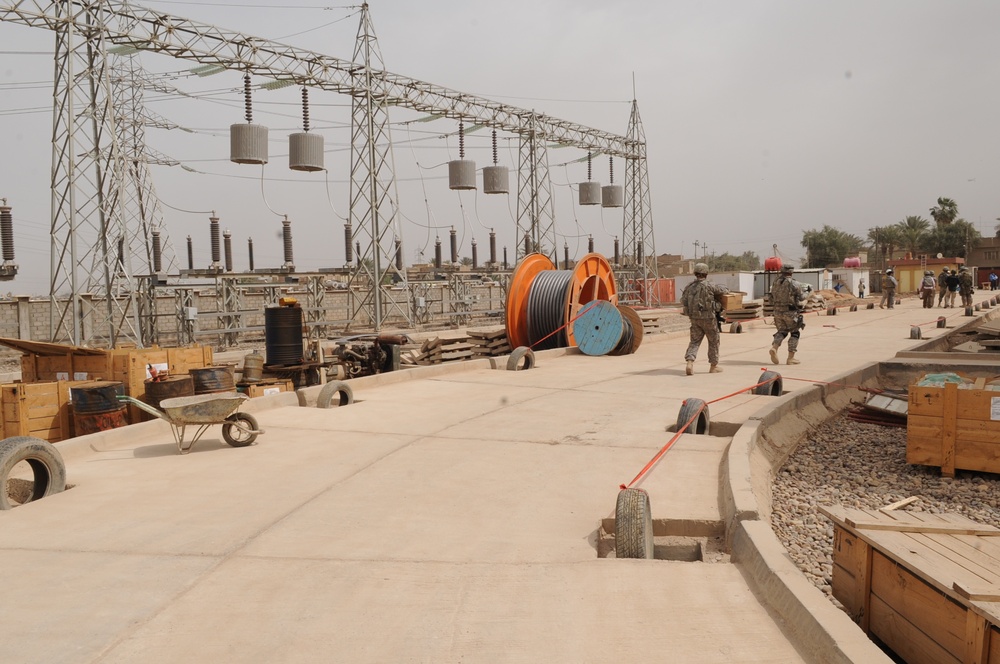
left=910, top=326, right=922, bottom=339
left=316, top=381, right=354, bottom=408
left=728, top=322, right=742, bottom=334
left=965, top=307, right=975, bottom=317
left=752, top=370, right=783, bottom=396
left=827, top=306, right=837, bottom=316
left=937, top=317, right=947, bottom=328
left=615, top=488, right=654, bottom=559
left=0, top=436, right=67, bottom=510
left=222, top=412, right=259, bottom=447
left=676, top=398, right=710, bottom=435
left=506, top=346, right=535, bottom=371
left=866, top=303, right=875, bottom=309
left=849, top=304, right=858, bottom=312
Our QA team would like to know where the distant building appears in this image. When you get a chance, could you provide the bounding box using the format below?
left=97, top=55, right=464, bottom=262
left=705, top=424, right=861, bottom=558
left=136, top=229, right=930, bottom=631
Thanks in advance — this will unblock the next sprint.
left=886, top=257, right=964, bottom=293
left=966, top=235, right=1000, bottom=287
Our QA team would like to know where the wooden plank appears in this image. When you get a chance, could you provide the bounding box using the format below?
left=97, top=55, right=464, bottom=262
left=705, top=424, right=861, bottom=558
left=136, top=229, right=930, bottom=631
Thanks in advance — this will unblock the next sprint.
left=832, top=526, right=871, bottom=625
left=989, top=625, right=1000, bottom=664
left=943, top=382, right=959, bottom=477
left=870, top=550, right=967, bottom=661
left=844, top=518, right=999, bottom=536
left=869, top=593, right=962, bottom=664
left=966, top=610, right=990, bottom=664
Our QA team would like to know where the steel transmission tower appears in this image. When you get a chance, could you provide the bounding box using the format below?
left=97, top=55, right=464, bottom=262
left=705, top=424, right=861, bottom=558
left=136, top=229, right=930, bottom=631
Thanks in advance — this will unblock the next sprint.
left=515, top=114, right=556, bottom=263
left=347, top=4, right=410, bottom=330
left=623, top=98, right=657, bottom=305
left=50, top=0, right=141, bottom=346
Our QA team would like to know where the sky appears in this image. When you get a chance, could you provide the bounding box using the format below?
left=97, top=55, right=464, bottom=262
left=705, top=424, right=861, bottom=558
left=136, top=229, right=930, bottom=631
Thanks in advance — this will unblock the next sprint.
left=2, top=0, right=1000, bottom=295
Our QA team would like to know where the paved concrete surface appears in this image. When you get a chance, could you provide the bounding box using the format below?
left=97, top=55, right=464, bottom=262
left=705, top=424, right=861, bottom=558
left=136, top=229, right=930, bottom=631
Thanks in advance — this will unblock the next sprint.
left=0, top=295, right=993, bottom=662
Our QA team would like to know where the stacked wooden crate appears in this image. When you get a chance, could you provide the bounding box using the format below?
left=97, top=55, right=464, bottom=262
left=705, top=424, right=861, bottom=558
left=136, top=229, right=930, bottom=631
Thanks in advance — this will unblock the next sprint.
left=400, top=335, right=474, bottom=365
left=0, top=380, right=90, bottom=442
left=467, top=328, right=511, bottom=357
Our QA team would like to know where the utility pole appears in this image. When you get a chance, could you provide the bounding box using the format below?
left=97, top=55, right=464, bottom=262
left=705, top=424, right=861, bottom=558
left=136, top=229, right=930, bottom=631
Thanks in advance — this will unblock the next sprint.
left=693, top=240, right=699, bottom=260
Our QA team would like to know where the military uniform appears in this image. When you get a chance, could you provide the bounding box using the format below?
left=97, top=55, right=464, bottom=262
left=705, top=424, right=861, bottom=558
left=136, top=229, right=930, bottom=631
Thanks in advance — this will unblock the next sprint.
left=769, top=271, right=806, bottom=364
left=959, top=268, right=974, bottom=307
left=680, top=270, right=728, bottom=374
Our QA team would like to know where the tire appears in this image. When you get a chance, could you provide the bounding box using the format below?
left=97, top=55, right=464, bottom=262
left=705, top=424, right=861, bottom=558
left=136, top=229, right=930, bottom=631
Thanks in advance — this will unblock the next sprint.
left=866, top=303, right=875, bottom=309
left=937, top=317, right=947, bottom=328
left=676, top=398, right=710, bottom=435
left=506, top=346, right=535, bottom=371
left=615, top=488, right=654, bottom=559
left=729, top=322, right=742, bottom=334
left=222, top=412, right=259, bottom=447
left=827, top=306, right=837, bottom=316
left=316, top=381, right=354, bottom=408
left=910, top=326, right=922, bottom=339
left=849, top=304, right=858, bottom=312
left=752, top=370, right=783, bottom=396
left=965, top=307, right=975, bottom=317
left=0, top=436, right=67, bottom=510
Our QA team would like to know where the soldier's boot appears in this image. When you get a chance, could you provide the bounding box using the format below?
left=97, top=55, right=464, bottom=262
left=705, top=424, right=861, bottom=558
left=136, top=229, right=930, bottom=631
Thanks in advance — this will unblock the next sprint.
left=685, top=360, right=694, bottom=376
left=709, top=364, right=722, bottom=373
left=769, top=345, right=780, bottom=365
left=786, top=352, right=801, bottom=365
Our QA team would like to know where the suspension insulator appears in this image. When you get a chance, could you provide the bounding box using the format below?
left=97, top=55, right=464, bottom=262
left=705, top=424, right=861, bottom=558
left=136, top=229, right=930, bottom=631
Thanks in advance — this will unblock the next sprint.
left=344, top=224, right=353, bottom=263
left=151, top=230, right=162, bottom=272
left=224, top=229, right=233, bottom=272
left=282, top=218, right=294, bottom=269
left=209, top=216, right=221, bottom=266
left=0, top=204, right=14, bottom=262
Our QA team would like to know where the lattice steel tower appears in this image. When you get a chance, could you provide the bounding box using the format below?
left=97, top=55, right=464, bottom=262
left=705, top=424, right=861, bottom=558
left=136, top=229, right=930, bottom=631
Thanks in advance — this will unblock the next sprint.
left=623, top=98, right=657, bottom=305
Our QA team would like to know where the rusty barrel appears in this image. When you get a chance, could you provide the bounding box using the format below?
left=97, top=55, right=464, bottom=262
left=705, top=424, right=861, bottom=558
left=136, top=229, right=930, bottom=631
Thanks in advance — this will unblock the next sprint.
left=71, top=381, right=129, bottom=436
left=190, top=366, right=236, bottom=395
left=242, top=352, right=264, bottom=383
left=145, top=375, right=195, bottom=410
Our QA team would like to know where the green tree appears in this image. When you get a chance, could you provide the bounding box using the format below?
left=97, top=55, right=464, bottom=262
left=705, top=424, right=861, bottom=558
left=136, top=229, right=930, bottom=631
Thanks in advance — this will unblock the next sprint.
left=801, top=225, right=864, bottom=268
left=705, top=251, right=761, bottom=272
left=929, top=197, right=958, bottom=226
left=896, top=215, right=930, bottom=256
left=867, top=225, right=902, bottom=265
left=922, top=219, right=981, bottom=258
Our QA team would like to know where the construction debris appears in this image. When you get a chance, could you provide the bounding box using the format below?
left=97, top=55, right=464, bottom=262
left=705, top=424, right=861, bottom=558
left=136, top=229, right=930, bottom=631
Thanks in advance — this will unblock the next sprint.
left=845, top=390, right=908, bottom=427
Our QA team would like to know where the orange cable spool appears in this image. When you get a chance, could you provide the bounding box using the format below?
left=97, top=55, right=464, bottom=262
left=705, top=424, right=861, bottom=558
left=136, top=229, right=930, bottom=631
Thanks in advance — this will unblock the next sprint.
left=505, top=252, right=619, bottom=350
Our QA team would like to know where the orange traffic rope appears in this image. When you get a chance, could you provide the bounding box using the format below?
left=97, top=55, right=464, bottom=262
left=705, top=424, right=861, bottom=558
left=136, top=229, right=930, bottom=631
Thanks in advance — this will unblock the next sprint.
left=620, top=374, right=780, bottom=490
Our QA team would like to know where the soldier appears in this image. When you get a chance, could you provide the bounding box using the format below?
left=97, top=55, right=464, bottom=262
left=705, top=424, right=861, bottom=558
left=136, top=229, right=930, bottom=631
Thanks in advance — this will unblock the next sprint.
left=680, top=262, right=728, bottom=375
left=879, top=268, right=897, bottom=309
left=958, top=265, right=974, bottom=307
left=937, top=267, right=950, bottom=306
left=769, top=264, right=807, bottom=365
left=919, top=270, right=937, bottom=308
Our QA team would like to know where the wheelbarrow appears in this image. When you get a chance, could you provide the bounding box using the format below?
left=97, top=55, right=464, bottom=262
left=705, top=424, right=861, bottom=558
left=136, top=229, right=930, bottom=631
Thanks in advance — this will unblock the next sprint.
left=118, top=392, right=264, bottom=454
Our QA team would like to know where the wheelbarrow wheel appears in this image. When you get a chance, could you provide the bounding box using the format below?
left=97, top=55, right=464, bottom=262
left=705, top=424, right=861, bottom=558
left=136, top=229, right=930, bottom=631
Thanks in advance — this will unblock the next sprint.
left=222, top=412, right=259, bottom=447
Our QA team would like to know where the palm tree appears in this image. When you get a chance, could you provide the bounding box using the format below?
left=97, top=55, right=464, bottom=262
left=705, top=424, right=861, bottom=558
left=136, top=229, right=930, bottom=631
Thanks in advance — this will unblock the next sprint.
left=896, top=215, right=930, bottom=256
left=929, top=197, right=958, bottom=226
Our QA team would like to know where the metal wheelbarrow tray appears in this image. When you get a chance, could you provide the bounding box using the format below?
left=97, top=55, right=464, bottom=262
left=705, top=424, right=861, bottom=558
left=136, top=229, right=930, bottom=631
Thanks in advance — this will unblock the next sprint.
left=119, top=392, right=264, bottom=454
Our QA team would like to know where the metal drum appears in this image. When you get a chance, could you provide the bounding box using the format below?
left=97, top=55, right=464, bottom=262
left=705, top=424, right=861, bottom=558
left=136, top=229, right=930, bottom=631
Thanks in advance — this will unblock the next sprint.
left=189, top=366, right=236, bottom=395
left=242, top=352, right=264, bottom=383
left=264, top=306, right=304, bottom=367
left=71, top=381, right=128, bottom=436
left=145, top=375, right=195, bottom=410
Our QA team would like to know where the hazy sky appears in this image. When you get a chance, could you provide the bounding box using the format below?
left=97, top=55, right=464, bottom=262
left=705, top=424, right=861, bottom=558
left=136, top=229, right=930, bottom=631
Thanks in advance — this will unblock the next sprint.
left=2, top=0, right=999, bottom=295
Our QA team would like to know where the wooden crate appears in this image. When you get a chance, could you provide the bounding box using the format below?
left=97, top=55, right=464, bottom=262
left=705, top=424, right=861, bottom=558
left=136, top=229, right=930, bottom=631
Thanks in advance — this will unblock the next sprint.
left=907, top=379, right=1000, bottom=477
left=822, top=505, right=1000, bottom=664
left=0, top=380, right=89, bottom=443
left=719, top=292, right=745, bottom=311
left=241, top=379, right=293, bottom=398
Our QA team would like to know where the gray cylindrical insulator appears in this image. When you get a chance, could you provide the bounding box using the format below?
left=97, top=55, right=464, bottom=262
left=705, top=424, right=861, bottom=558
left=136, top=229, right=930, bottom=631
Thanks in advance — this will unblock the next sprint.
left=579, top=181, right=602, bottom=206
left=503, top=247, right=508, bottom=270
left=588, top=236, right=594, bottom=254
left=355, top=242, right=360, bottom=264
left=0, top=205, right=14, bottom=262
left=151, top=230, right=162, bottom=272
left=448, top=160, right=477, bottom=190
left=344, top=224, right=353, bottom=263
left=489, top=230, right=497, bottom=265
left=230, top=123, right=269, bottom=165
left=289, top=132, right=324, bottom=172
left=483, top=165, right=509, bottom=194
left=224, top=229, right=233, bottom=272
left=395, top=237, right=402, bottom=271
left=637, top=241, right=644, bottom=265
left=282, top=218, right=294, bottom=267
left=116, top=236, right=125, bottom=272
left=602, top=184, right=624, bottom=208
left=209, top=216, right=221, bottom=265
left=450, top=228, right=458, bottom=264
left=472, top=240, right=478, bottom=269
left=186, top=235, right=193, bottom=270
left=248, top=238, right=255, bottom=272
left=434, top=238, right=442, bottom=268
left=614, top=237, right=620, bottom=266
left=564, top=244, right=570, bottom=270
left=523, top=234, right=531, bottom=255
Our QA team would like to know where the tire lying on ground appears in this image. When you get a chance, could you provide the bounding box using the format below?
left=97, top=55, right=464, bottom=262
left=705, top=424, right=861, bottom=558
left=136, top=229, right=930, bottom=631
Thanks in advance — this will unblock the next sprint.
left=506, top=346, right=535, bottom=371
left=752, top=370, right=783, bottom=396
left=316, top=380, right=354, bottom=408
left=615, top=487, right=654, bottom=559
left=676, top=397, right=710, bottom=435
left=0, top=436, right=67, bottom=510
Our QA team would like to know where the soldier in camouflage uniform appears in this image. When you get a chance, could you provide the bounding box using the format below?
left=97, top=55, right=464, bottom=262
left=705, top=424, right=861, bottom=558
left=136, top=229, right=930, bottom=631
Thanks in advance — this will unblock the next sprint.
left=769, top=264, right=807, bottom=365
left=680, top=263, right=728, bottom=375
left=958, top=265, right=974, bottom=307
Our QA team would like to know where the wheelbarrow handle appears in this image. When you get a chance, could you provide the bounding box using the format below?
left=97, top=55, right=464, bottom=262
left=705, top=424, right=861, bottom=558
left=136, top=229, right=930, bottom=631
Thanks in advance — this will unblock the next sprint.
left=117, top=394, right=169, bottom=421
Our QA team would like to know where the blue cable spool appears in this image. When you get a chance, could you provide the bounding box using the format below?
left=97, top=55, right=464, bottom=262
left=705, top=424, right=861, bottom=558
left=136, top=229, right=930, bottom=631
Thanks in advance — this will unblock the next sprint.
left=572, top=300, right=623, bottom=356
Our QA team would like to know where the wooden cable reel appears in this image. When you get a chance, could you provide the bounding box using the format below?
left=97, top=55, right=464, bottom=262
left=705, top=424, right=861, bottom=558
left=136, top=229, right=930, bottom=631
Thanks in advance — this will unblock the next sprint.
left=506, top=252, right=635, bottom=353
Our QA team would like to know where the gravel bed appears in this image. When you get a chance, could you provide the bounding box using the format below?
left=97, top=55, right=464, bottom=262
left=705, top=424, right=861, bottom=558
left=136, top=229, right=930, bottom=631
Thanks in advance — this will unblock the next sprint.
left=771, top=414, right=1000, bottom=606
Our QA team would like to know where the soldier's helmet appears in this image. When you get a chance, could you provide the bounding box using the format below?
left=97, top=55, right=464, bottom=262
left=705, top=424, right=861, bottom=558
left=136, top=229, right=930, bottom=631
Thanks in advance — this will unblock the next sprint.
left=886, top=268, right=893, bottom=274
left=780, top=264, right=794, bottom=274
left=694, top=262, right=709, bottom=275
left=925, top=270, right=933, bottom=276
left=960, top=265, right=968, bottom=271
